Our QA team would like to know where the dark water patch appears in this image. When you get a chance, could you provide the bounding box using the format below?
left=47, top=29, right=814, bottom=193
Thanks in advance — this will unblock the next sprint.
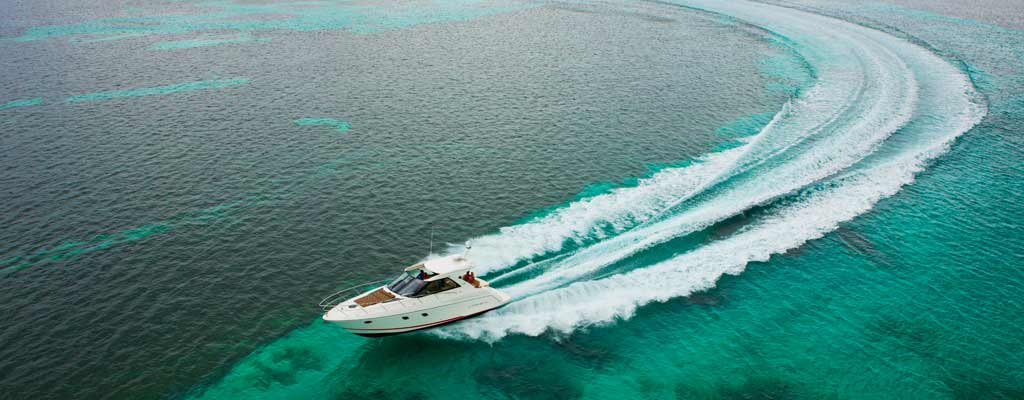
left=548, top=3, right=598, bottom=15
left=941, top=370, right=1024, bottom=400
left=548, top=334, right=614, bottom=368
left=325, top=335, right=501, bottom=398
left=674, top=374, right=800, bottom=400
left=834, top=225, right=888, bottom=263
left=685, top=291, right=726, bottom=307
left=248, top=346, right=325, bottom=389
left=333, top=388, right=428, bottom=400
left=866, top=315, right=941, bottom=359
left=705, top=211, right=754, bottom=242
left=637, top=14, right=676, bottom=24
left=780, top=241, right=813, bottom=258
left=473, top=362, right=583, bottom=400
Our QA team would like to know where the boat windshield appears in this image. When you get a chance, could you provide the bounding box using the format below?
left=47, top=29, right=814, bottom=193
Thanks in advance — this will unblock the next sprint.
left=409, top=278, right=460, bottom=298
left=386, top=273, right=426, bottom=297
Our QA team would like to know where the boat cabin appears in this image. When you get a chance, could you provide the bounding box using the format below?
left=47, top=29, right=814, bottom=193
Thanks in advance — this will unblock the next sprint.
left=382, top=255, right=485, bottom=299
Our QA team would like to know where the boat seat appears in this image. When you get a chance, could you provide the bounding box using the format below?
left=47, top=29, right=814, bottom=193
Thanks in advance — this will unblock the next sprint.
left=354, top=288, right=396, bottom=307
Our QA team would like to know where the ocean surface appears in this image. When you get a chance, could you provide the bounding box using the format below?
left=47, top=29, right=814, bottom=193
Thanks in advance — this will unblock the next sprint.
left=1, top=0, right=1021, bottom=399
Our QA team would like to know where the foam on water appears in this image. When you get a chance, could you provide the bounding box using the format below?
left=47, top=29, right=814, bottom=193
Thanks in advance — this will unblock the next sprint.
left=460, top=12, right=820, bottom=274
left=178, top=1, right=994, bottom=397
left=434, top=0, right=984, bottom=340
left=466, top=0, right=917, bottom=290
left=463, top=141, right=753, bottom=272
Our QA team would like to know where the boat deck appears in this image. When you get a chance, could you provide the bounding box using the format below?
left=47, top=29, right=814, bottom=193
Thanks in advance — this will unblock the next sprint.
left=354, top=288, right=396, bottom=307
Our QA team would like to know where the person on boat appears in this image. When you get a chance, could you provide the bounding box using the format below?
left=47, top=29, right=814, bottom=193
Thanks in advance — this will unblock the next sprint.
left=463, top=271, right=479, bottom=287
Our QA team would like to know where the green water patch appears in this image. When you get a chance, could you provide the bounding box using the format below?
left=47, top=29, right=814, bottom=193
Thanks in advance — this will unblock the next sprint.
left=0, top=223, right=171, bottom=275
left=66, top=78, right=250, bottom=102
left=0, top=149, right=378, bottom=276
left=6, top=0, right=539, bottom=44
left=714, top=111, right=776, bottom=138
left=185, top=320, right=596, bottom=400
left=473, top=362, right=585, bottom=400
left=742, top=27, right=817, bottom=98
left=0, top=200, right=255, bottom=275
left=864, top=2, right=1024, bottom=36
left=758, top=49, right=815, bottom=97
left=185, top=320, right=366, bottom=399
left=293, top=118, right=351, bottom=133
left=68, top=33, right=149, bottom=43
left=0, top=98, right=43, bottom=110
left=709, top=138, right=749, bottom=152
left=152, top=32, right=265, bottom=50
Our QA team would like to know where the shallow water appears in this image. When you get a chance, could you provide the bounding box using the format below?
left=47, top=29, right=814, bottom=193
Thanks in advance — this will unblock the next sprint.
left=1, top=0, right=1022, bottom=399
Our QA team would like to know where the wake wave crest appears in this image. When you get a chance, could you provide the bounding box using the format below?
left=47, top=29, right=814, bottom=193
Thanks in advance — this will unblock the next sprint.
left=437, top=0, right=985, bottom=341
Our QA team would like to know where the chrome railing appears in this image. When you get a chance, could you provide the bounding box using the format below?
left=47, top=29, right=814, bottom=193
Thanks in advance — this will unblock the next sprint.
left=317, top=279, right=389, bottom=311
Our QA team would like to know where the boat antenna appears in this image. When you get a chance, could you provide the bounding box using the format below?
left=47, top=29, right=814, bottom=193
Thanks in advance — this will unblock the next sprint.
left=428, top=226, right=435, bottom=256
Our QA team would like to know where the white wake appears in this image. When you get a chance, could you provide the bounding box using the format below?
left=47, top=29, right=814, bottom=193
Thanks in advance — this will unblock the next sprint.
left=436, top=0, right=984, bottom=341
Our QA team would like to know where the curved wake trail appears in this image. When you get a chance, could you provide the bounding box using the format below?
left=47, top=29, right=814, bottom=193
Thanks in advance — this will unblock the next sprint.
left=438, top=0, right=984, bottom=341
left=462, top=2, right=902, bottom=276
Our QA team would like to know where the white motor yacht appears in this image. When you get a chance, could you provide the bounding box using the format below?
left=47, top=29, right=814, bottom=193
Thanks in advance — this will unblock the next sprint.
left=321, top=254, right=510, bottom=337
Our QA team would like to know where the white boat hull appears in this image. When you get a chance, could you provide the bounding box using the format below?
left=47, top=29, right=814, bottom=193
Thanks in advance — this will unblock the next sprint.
left=323, top=286, right=510, bottom=337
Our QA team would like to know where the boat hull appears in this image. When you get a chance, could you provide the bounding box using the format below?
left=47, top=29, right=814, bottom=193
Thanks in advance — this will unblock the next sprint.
left=324, top=286, right=510, bottom=336
left=347, top=306, right=499, bottom=337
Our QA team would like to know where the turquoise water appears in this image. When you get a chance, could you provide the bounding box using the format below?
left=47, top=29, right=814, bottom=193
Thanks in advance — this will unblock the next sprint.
left=0, top=98, right=44, bottom=110
left=66, top=78, right=251, bottom=102
left=152, top=33, right=265, bottom=50
left=1, top=0, right=1022, bottom=399
left=293, top=118, right=352, bottom=133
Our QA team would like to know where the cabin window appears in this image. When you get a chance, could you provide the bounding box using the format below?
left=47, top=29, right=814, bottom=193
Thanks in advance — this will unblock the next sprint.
left=411, top=278, right=460, bottom=297
left=386, top=273, right=426, bottom=297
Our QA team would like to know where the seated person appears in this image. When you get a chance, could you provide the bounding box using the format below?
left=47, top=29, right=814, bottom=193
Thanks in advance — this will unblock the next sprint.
left=462, top=271, right=480, bottom=288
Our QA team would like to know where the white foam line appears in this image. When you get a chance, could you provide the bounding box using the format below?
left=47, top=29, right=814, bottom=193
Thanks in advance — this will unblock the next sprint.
left=461, top=0, right=884, bottom=277
left=495, top=3, right=918, bottom=298
left=438, top=112, right=980, bottom=341
left=440, top=158, right=918, bottom=340
left=435, top=0, right=985, bottom=341
left=461, top=141, right=750, bottom=273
